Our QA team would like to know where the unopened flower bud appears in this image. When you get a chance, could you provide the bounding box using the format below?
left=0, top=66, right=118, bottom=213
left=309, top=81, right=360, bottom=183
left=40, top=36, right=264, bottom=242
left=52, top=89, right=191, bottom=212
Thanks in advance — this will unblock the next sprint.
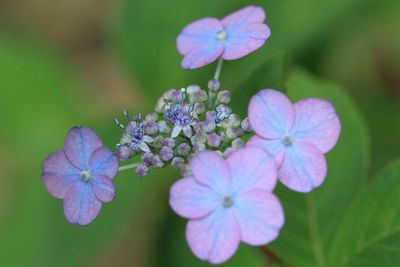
left=153, top=136, right=165, bottom=148
left=191, top=131, right=207, bottom=145
left=145, top=112, right=158, bottom=122
left=151, top=155, right=165, bottom=168
left=182, top=164, right=192, bottom=176
left=171, top=157, right=185, bottom=169
left=158, top=120, right=170, bottom=133
left=229, top=114, right=241, bottom=127
left=193, top=143, right=206, bottom=153
left=231, top=138, right=245, bottom=150
left=241, top=117, right=252, bottom=132
left=208, top=79, right=220, bottom=92
left=217, top=90, right=231, bottom=104
left=177, top=142, right=191, bottom=156
left=226, top=127, right=242, bottom=139
left=193, top=90, right=208, bottom=102
left=135, top=163, right=149, bottom=177
left=203, top=112, right=216, bottom=133
left=117, top=146, right=133, bottom=161
left=141, top=152, right=154, bottom=165
left=160, top=146, right=174, bottom=161
left=155, top=97, right=166, bottom=113
left=207, top=133, right=222, bottom=147
left=187, top=85, right=201, bottom=94
left=194, top=103, right=206, bottom=114
left=145, top=121, right=159, bottom=135
left=164, top=137, right=176, bottom=148
left=223, top=147, right=234, bottom=157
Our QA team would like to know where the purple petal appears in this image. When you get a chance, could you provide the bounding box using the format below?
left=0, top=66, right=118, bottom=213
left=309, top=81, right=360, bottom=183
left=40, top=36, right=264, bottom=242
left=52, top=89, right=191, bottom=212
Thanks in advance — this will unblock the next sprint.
left=88, top=146, right=118, bottom=178
left=63, top=182, right=102, bottom=225
left=279, top=141, right=327, bottom=192
left=92, top=174, right=115, bottom=203
left=248, top=89, right=295, bottom=139
left=186, top=207, right=240, bottom=264
left=293, top=98, right=341, bottom=153
left=190, top=151, right=231, bottom=195
left=177, top=18, right=224, bottom=69
left=169, top=177, right=219, bottom=219
left=234, top=189, right=284, bottom=245
left=247, top=135, right=286, bottom=166
left=222, top=6, right=269, bottom=59
left=42, top=150, right=81, bottom=199
left=227, top=147, right=277, bottom=194
left=64, top=126, right=103, bottom=170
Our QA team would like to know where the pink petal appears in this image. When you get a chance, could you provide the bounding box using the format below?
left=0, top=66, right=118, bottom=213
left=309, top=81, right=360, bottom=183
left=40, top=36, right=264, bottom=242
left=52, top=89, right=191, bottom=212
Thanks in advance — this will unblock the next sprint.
left=42, top=150, right=81, bottom=199
left=186, top=207, right=240, bottom=264
left=247, top=135, right=286, bottom=167
left=92, top=174, right=115, bottom=203
left=181, top=45, right=224, bottom=69
left=293, top=98, right=341, bottom=153
left=279, top=141, right=327, bottom=192
left=64, top=126, right=103, bottom=170
left=63, top=182, right=102, bottom=225
left=190, top=151, right=231, bottom=195
left=248, top=89, right=295, bottom=139
left=222, top=6, right=266, bottom=27
left=221, top=6, right=269, bottom=59
left=177, top=18, right=224, bottom=69
left=222, top=23, right=270, bottom=60
left=169, top=177, right=219, bottom=219
left=234, top=189, right=284, bottom=245
left=227, top=147, right=277, bottom=194
left=88, top=146, right=118, bottom=179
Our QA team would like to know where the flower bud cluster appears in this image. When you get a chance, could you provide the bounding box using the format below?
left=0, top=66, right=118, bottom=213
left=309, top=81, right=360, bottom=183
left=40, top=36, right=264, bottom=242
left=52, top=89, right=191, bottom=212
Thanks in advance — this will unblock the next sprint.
left=115, top=83, right=252, bottom=177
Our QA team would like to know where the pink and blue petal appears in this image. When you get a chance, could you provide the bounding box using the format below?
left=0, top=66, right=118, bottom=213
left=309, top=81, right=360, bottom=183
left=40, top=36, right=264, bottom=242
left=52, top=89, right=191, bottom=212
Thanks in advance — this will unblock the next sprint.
left=63, top=182, right=102, bottom=225
left=234, top=189, right=284, bottom=245
left=88, top=146, right=118, bottom=178
left=186, top=207, right=240, bottom=264
left=190, top=151, right=231, bottom=195
left=42, top=150, right=81, bottom=199
left=293, top=98, right=341, bottom=153
left=279, top=141, right=327, bottom=192
left=169, top=177, right=219, bottom=219
left=249, top=89, right=295, bottom=139
left=227, top=147, right=277, bottom=194
left=92, top=174, right=115, bottom=203
left=222, top=6, right=270, bottom=60
left=247, top=135, right=286, bottom=167
left=64, top=126, right=103, bottom=170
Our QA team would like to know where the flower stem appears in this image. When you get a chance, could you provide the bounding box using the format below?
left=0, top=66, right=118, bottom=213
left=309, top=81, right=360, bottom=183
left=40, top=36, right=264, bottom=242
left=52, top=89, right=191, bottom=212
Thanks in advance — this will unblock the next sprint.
left=259, top=246, right=290, bottom=267
left=213, top=57, right=224, bottom=81
left=118, top=163, right=139, bottom=172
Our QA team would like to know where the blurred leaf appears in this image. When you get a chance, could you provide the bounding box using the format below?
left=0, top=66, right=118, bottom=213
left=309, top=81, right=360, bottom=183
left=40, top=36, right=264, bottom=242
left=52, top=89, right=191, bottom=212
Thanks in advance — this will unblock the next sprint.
left=231, top=51, right=287, bottom=117
left=269, top=70, right=369, bottom=267
left=328, top=160, right=400, bottom=267
left=158, top=214, right=266, bottom=267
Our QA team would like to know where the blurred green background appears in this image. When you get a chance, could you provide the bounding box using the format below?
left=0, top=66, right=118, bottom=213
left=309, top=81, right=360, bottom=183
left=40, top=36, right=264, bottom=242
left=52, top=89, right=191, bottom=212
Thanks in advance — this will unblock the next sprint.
left=0, top=0, right=399, bottom=266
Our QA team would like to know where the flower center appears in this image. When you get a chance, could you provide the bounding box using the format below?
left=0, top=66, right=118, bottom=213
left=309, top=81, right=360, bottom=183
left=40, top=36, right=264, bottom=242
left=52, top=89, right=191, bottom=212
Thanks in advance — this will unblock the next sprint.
left=282, top=135, right=293, bottom=146
left=216, top=30, right=227, bottom=41
left=221, top=196, right=234, bottom=208
left=80, top=170, right=92, bottom=182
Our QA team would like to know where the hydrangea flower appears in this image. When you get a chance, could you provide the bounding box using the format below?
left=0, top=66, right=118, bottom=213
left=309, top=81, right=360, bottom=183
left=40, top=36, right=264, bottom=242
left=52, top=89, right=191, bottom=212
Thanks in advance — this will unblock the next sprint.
left=177, top=5, right=271, bottom=69
left=163, top=96, right=196, bottom=138
left=248, top=89, right=341, bottom=192
left=42, top=126, right=118, bottom=225
left=169, top=147, right=284, bottom=264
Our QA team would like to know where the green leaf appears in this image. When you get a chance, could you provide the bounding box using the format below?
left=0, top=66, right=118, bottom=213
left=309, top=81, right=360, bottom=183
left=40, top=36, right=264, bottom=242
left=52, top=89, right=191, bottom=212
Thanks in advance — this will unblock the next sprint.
left=231, top=51, right=287, bottom=117
left=157, top=214, right=266, bottom=267
left=269, top=70, right=370, bottom=267
left=328, top=160, right=400, bottom=267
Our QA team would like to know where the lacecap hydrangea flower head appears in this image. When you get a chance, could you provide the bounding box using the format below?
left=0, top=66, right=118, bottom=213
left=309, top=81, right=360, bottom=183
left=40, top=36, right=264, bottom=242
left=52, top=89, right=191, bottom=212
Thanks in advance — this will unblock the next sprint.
left=41, top=5, right=341, bottom=264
